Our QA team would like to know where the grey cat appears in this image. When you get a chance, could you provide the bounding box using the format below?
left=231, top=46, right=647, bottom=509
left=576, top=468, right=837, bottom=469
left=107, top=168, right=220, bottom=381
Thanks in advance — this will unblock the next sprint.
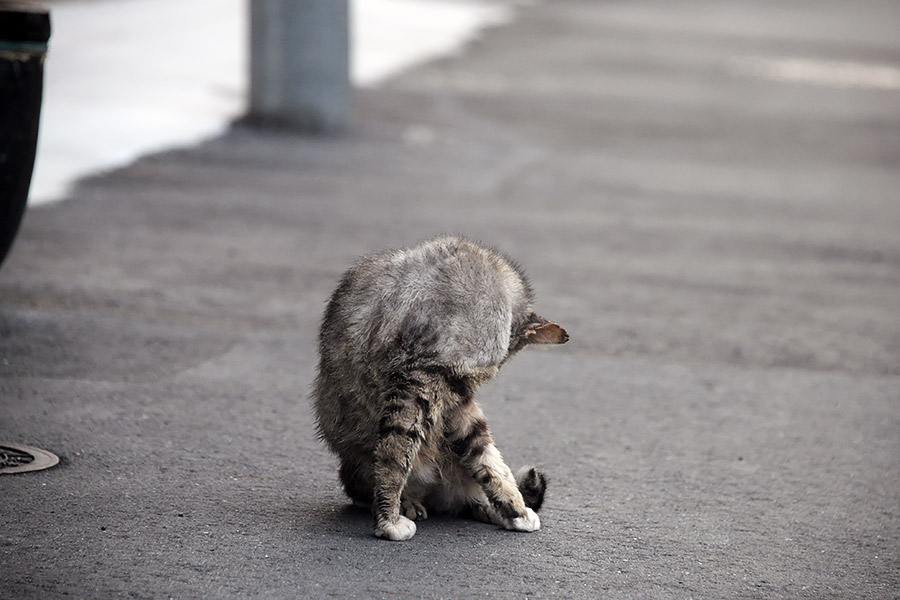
left=313, top=236, right=568, bottom=541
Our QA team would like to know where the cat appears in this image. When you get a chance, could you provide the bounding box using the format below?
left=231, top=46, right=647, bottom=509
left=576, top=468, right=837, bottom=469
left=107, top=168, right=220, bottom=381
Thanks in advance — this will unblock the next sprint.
left=313, top=235, right=568, bottom=541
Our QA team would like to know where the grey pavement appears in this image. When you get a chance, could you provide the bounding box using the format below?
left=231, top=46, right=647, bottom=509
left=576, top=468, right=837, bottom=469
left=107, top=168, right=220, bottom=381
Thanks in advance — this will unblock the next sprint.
left=2, top=0, right=900, bottom=598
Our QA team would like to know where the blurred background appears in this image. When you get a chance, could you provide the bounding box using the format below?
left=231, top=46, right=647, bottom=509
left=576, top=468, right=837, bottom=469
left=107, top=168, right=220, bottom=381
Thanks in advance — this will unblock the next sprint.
left=29, top=0, right=512, bottom=203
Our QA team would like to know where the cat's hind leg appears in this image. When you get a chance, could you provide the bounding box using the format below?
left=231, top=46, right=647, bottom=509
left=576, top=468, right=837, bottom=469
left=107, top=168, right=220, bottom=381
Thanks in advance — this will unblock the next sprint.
left=465, top=485, right=540, bottom=532
left=473, top=466, right=547, bottom=529
left=445, top=402, right=540, bottom=533
left=372, top=390, right=428, bottom=541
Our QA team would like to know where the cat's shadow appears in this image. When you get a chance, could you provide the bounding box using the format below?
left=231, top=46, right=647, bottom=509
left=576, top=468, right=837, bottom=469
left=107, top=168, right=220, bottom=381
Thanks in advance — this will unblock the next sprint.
left=281, top=497, right=495, bottom=543
left=309, top=502, right=373, bottom=537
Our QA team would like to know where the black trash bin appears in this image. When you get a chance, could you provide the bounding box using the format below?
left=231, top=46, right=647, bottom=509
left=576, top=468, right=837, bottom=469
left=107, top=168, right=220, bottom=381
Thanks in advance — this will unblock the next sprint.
left=0, top=5, right=50, bottom=268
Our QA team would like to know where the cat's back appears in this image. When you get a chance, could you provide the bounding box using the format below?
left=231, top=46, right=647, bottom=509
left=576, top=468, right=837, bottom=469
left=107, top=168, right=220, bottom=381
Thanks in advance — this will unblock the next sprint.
left=321, top=236, right=529, bottom=374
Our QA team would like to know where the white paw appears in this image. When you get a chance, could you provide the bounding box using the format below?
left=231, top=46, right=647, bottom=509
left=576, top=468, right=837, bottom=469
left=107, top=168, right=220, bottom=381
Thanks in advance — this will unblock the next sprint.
left=374, top=515, right=417, bottom=541
left=507, top=507, right=541, bottom=532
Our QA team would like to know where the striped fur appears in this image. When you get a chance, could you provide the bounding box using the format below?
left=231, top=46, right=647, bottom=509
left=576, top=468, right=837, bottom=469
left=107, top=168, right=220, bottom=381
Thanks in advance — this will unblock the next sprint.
left=313, top=236, right=567, bottom=540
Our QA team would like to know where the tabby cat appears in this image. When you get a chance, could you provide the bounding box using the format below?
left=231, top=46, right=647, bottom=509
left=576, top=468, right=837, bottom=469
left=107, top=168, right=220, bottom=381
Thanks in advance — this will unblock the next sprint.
left=313, top=236, right=568, bottom=541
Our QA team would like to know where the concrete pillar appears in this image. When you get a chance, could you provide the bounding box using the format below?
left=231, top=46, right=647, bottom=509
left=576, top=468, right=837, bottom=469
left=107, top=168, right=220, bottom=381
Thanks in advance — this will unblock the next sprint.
left=248, top=0, right=350, bottom=132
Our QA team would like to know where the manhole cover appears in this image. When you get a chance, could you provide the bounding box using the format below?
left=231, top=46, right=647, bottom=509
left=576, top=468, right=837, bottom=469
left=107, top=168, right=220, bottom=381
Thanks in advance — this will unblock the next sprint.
left=0, top=443, right=59, bottom=474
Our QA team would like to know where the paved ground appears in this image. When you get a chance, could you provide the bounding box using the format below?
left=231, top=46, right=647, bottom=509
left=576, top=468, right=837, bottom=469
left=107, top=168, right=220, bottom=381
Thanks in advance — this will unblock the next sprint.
left=2, top=1, right=899, bottom=598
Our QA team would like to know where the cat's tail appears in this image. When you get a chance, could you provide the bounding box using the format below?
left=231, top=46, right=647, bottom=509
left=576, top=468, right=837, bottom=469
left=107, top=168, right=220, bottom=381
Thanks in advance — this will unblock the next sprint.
left=515, top=465, right=548, bottom=512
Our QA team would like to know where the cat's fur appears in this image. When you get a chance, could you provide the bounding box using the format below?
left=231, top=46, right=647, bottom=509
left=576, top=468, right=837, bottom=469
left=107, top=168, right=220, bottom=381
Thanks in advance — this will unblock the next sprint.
left=313, top=236, right=568, bottom=541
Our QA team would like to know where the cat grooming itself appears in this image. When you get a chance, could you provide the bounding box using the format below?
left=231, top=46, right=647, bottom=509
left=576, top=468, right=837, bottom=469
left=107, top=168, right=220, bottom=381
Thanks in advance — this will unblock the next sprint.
left=313, top=236, right=568, bottom=541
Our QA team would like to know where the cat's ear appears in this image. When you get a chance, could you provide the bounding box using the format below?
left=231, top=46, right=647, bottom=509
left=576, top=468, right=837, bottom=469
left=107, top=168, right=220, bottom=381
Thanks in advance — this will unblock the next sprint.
left=522, top=314, right=569, bottom=345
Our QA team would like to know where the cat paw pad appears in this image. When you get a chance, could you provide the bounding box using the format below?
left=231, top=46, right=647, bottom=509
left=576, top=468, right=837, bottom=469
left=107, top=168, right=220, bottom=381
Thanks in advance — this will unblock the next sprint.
left=374, top=515, right=417, bottom=541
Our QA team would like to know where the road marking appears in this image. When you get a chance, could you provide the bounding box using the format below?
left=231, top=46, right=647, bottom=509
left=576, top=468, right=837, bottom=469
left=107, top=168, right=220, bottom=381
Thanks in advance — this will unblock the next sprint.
left=731, top=56, right=900, bottom=90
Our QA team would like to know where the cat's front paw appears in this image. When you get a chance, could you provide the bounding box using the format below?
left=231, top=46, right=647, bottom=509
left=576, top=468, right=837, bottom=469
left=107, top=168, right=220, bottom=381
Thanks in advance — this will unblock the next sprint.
left=374, top=515, right=417, bottom=541
left=507, top=507, right=541, bottom=532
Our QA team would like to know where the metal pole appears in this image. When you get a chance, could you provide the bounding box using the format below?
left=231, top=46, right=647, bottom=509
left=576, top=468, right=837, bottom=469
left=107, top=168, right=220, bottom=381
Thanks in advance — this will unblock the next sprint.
left=248, top=0, right=350, bottom=133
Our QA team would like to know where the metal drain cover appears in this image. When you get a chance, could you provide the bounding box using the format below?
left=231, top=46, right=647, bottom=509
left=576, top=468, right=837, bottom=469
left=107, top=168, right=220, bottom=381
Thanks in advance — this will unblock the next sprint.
left=0, top=443, right=59, bottom=474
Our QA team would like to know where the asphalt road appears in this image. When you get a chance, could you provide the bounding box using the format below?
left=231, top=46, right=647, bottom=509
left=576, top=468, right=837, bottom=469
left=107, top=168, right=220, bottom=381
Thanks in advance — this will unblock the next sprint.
left=2, top=1, right=899, bottom=598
